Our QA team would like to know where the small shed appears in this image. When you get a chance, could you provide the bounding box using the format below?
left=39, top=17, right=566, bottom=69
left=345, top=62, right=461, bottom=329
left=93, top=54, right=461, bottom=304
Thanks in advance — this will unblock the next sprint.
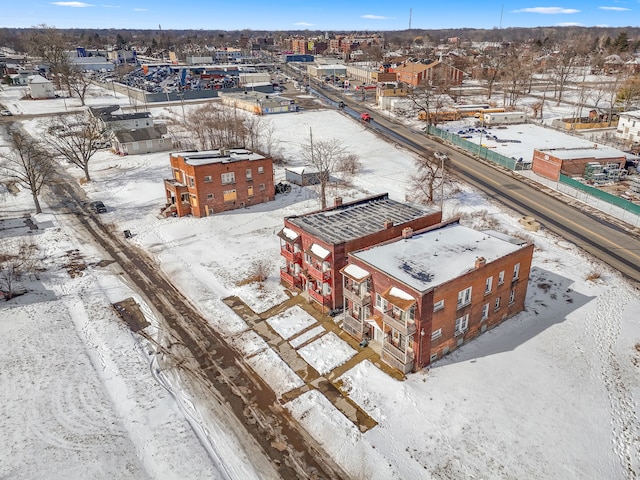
left=285, top=166, right=321, bottom=186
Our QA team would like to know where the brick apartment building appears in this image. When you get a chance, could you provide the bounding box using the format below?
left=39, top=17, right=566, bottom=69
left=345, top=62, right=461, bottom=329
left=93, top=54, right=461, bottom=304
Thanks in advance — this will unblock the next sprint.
left=278, top=193, right=442, bottom=312
left=164, top=148, right=274, bottom=217
left=340, top=219, right=534, bottom=373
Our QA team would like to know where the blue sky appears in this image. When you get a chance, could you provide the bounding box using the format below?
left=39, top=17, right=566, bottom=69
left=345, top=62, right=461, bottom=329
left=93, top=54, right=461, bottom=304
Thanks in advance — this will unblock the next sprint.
left=1, top=1, right=638, bottom=30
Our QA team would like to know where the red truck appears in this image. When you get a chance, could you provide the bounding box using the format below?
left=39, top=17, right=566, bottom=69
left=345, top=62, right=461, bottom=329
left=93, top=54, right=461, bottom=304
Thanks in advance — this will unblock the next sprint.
left=360, top=112, right=371, bottom=122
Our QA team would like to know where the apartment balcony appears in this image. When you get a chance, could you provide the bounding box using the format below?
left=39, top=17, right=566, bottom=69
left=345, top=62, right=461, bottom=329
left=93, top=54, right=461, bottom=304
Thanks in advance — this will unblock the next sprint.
left=280, top=268, right=301, bottom=288
left=381, top=310, right=416, bottom=336
left=307, top=264, right=330, bottom=282
left=343, top=287, right=371, bottom=306
left=342, top=312, right=366, bottom=339
left=308, top=288, right=329, bottom=306
left=280, top=247, right=302, bottom=263
left=381, top=342, right=414, bottom=374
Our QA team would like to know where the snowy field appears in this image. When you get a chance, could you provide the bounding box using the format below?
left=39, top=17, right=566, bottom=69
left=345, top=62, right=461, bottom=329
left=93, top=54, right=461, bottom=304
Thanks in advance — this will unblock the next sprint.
left=2, top=85, right=640, bottom=480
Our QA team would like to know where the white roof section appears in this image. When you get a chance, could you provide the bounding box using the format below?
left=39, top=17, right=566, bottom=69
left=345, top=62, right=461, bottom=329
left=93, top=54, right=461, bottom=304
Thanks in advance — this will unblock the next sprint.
left=310, top=243, right=330, bottom=260
left=28, top=75, right=51, bottom=84
left=389, top=286, right=413, bottom=301
left=286, top=166, right=320, bottom=175
left=281, top=227, right=299, bottom=241
left=172, top=148, right=265, bottom=166
left=343, top=264, right=370, bottom=281
left=352, top=223, right=525, bottom=292
left=538, top=146, right=624, bottom=160
left=440, top=122, right=631, bottom=162
left=620, top=110, right=640, bottom=120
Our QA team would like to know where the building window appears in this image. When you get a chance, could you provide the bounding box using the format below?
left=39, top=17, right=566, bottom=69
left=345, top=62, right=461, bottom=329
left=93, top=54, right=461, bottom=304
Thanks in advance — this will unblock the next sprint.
left=188, top=176, right=195, bottom=187
left=457, top=287, right=472, bottom=309
left=257, top=166, right=264, bottom=174
left=513, top=263, right=520, bottom=281
left=430, top=353, right=438, bottom=362
left=223, top=189, right=237, bottom=202
left=146, top=140, right=153, bottom=148
left=204, top=175, right=212, bottom=183
left=494, top=297, right=501, bottom=311
left=509, top=289, right=516, bottom=305
left=431, top=328, right=442, bottom=341
left=375, top=293, right=389, bottom=312
left=485, top=276, right=493, bottom=295
left=221, top=172, right=235, bottom=185
left=498, top=270, right=505, bottom=285
left=433, top=299, right=444, bottom=312
left=246, top=168, right=252, bottom=179
left=455, top=314, right=469, bottom=336
left=481, top=303, right=489, bottom=321
left=259, top=183, right=266, bottom=191
left=248, top=185, right=254, bottom=197
left=206, top=193, right=214, bottom=199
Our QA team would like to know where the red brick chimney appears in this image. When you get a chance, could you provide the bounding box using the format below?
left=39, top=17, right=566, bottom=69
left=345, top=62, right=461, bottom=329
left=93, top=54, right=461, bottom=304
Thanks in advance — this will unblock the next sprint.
left=334, top=197, right=343, bottom=207
left=402, top=227, right=413, bottom=239
left=475, top=257, right=486, bottom=269
left=384, top=219, right=394, bottom=229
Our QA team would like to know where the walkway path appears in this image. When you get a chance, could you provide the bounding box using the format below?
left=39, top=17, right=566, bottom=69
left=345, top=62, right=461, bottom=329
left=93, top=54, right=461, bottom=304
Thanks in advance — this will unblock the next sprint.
left=223, top=293, right=403, bottom=433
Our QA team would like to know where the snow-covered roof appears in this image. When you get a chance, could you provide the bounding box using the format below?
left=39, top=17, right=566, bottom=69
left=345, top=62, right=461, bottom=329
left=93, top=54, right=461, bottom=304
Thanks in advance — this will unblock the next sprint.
left=172, top=148, right=266, bottom=165
left=341, top=263, right=371, bottom=281
left=351, top=223, right=526, bottom=292
left=537, top=146, right=624, bottom=161
left=281, top=227, right=299, bottom=241
left=28, top=75, right=51, bottom=84
left=287, top=194, right=437, bottom=245
left=309, top=243, right=330, bottom=260
left=286, top=166, right=320, bottom=175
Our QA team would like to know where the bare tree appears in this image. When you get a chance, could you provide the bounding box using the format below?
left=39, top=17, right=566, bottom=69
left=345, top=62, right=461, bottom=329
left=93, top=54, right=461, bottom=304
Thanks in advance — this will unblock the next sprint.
left=28, top=24, right=71, bottom=91
left=42, top=113, right=105, bottom=182
left=616, top=75, right=640, bottom=112
left=408, top=153, right=448, bottom=204
left=549, top=36, right=589, bottom=106
left=302, top=132, right=352, bottom=209
left=0, top=130, right=56, bottom=214
left=0, top=237, right=38, bottom=299
left=66, top=67, right=93, bottom=106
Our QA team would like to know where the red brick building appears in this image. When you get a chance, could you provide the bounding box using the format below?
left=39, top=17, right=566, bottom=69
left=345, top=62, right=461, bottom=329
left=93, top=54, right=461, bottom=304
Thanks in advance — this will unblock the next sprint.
left=164, top=148, right=274, bottom=217
left=392, top=60, right=464, bottom=87
left=278, top=194, right=442, bottom=312
left=532, top=147, right=626, bottom=181
left=341, top=219, right=534, bottom=373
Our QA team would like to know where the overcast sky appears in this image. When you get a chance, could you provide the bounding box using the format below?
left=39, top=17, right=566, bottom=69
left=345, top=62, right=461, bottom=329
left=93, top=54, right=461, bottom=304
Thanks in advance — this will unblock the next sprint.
left=1, top=1, right=636, bottom=31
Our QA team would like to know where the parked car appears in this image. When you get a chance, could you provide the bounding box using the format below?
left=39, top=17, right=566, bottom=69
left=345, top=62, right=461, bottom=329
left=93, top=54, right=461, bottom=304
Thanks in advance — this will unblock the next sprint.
left=89, top=201, right=107, bottom=213
left=1, top=110, right=13, bottom=116
left=434, top=151, right=448, bottom=161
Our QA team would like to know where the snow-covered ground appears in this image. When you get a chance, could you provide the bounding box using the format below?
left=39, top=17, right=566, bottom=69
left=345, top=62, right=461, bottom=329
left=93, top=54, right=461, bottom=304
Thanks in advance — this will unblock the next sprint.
left=2, top=85, right=640, bottom=480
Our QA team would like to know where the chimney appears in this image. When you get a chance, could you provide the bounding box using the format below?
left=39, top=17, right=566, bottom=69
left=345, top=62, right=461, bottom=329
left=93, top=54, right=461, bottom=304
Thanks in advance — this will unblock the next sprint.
left=334, top=197, right=343, bottom=207
left=384, top=219, right=394, bottom=229
left=402, top=227, right=413, bottom=239
left=475, top=257, right=486, bottom=269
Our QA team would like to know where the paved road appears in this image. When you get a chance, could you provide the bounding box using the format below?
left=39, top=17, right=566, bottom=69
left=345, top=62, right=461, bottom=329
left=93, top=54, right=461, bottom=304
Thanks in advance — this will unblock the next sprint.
left=319, top=87, right=640, bottom=285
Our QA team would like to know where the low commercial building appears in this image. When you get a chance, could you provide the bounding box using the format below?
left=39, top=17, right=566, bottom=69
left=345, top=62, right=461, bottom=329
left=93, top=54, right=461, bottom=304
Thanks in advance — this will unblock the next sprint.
left=341, top=219, right=534, bottom=373
left=219, top=91, right=298, bottom=115
left=164, top=148, right=274, bottom=217
left=532, top=146, right=626, bottom=181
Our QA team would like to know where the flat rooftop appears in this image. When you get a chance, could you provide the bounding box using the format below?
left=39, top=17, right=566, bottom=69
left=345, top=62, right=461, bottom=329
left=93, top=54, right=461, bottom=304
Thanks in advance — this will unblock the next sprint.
left=286, top=194, right=438, bottom=245
left=352, top=222, right=526, bottom=293
left=537, top=146, right=624, bottom=160
left=172, top=148, right=265, bottom=166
